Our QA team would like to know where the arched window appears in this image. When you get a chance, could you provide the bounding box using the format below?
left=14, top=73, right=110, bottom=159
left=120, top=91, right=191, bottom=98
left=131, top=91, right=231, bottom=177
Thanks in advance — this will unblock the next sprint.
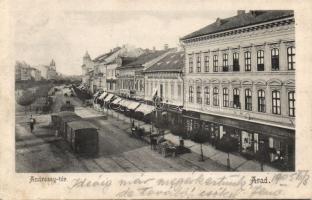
left=204, top=86, right=210, bottom=105
left=233, top=88, right=240, bottom=109
left=287, top=47, right=295, bottom=70
left=257, top=50, right=264, bottom=71
left=196, top=86, right=202, bottom=104
left=213, top=87, right=219, bottom=106
left=272, top=90, right=281, bottom=114
left=258, top=89, right=265, bottom=112
left=223, top=88, right=229, bottom=107
left=245, top=89, right=252, bottom=111
left=189, top=86, right=193, bottom=103
left=271, top=48, right=279, bottom=71
left=288, top=91, right=295, bottom=117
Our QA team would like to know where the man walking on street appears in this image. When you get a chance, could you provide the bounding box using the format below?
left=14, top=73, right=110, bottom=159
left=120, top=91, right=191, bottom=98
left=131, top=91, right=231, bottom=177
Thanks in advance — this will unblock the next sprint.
left=29, top=115, right=36, bottom=133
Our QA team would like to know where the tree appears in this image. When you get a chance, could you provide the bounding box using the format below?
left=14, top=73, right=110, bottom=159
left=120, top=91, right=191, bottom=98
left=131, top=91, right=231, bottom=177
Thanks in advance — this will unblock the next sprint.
left=190, top=128, right=209, bottom=162
left=16, top=89, right=36, bottom=113
left=218, top=134, right=237, bottom=171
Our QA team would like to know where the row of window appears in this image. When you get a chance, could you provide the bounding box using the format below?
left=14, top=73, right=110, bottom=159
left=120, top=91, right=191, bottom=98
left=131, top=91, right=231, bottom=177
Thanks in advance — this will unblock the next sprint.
left=189, top=86, right=295, bottom=117
left=189, top=47, right=295, bottom=73
left=147, top=82, right=182, bottom=99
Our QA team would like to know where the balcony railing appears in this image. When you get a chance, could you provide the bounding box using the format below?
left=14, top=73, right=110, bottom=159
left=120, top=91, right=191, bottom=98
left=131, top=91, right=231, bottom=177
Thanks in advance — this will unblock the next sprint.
left=219, top=65, right=240, bottom=72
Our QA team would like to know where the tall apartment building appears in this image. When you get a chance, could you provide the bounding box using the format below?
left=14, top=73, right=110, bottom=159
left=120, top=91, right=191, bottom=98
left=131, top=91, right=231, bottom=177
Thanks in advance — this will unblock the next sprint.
left=180, top=10, right=295, bottom=170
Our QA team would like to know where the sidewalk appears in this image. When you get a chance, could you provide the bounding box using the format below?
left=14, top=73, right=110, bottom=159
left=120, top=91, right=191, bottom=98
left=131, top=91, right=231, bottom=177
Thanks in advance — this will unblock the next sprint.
left=93, top=104, right=279, bottom=172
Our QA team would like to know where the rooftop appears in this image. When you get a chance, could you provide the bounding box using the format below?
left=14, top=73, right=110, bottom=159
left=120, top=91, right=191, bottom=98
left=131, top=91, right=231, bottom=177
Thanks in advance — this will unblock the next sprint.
left=181, top=10, right=294, bottom=40
left=93, top=47, right=122, bottom=62
left=118, top=49, right=171, bottom=69
left=145, top=51, right=184, bottom=73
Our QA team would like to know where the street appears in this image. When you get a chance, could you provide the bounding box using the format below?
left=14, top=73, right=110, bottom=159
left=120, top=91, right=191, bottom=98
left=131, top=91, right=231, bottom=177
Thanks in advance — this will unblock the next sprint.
left=16, top=89, right=227, bottom=172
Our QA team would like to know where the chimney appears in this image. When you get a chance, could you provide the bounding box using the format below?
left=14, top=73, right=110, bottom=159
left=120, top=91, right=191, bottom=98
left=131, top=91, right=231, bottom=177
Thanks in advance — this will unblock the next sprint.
left=216, top=18, right=221, bottom=26
left=153, top=46, right=156, bottom=51
left=237, top=10, right=245, bottom=15
left=164, top=44, right=168, bottom=50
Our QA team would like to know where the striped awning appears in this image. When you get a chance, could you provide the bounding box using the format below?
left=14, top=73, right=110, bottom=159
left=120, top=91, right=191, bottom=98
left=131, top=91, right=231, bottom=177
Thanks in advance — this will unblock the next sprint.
left=103, top=94, right=114, bottom=102
left=111, top=97, right=122, bottom=104
left=98, top=92, right=107, bottom=100
left=119, top=99, right=131, bottom=107
left=93, top=91, right=100, bottom=97
left=127, top=101, right=141, bottom=110
left=135, top=104, right=155, bottom=115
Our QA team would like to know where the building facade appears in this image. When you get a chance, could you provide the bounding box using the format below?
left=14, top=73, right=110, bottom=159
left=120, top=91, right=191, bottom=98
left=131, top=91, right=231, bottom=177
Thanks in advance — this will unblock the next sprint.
left=30, top=68, right=41, bottom=81
left=180, top=10, right=295, bottom=170
left=143, top=50, right=184, bottom=131
left=81, top=45, right=145, bottom=94
left=117, top=48, right=173, bottom=99
left=38, top=59, right=57, bottom=80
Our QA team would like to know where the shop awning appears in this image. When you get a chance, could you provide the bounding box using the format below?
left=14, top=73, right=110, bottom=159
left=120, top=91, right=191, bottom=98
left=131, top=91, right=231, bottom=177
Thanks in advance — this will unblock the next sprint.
left=93, top=91, right=100, bottom=97
left=127, top=101, right=141, bottom=110
left=135, top=104, right=155, bottom=115
left=111, top=97, right=122, bottom=104
left=119, top=99, right=131, bottom=107
left=103, top=94, right=114, bottom=102
left=98, top=92, right=107, bottom=100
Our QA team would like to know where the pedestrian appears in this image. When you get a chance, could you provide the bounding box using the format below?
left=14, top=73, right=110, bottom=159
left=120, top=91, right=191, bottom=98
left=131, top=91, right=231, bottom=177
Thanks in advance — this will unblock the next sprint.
left=29, top=115, right=36, bottom=133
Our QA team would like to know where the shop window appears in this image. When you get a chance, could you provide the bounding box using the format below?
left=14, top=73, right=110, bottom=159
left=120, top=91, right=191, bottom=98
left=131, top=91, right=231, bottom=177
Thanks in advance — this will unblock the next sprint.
left=196, top=86, right=202, bottom=104
left=189, top=86, right=193, bottom=103
left=223, top=88, right=229, bottom=107
left=233, top=52, right=239, bottom=71
left=258, top=89, right=266, bottom=112
left=244, top=51, right=251, bottom=71
left=213, top=55, right=218, bottom=72
left=213, top=87, right=219, bottom=106
left=204, top=52, right=209, bottom=72
left=189, top=54, right=193, bottom=73
left=204, top=86, right=210, bottom=105
left=222, top=53, right=228, bottom=72
left=271, top=48, right=279, bottom=71
left=257, top=50, right=264, bottom=71
left=245, top=89, right=252, bottom=111
left=287, top=47, right=295, bottom=70
left=272, top=90, right=281, bottom=115
left=196, top=53, right=201, bottom=72
left=288, top=91, right=295, bottom=117
left=233, top=88, right=240, bottom=109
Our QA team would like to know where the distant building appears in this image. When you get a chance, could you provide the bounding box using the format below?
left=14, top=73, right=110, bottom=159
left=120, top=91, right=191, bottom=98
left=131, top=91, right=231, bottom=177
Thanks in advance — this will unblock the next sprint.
left=81, top=45, right=146, bottom=94
left=38, top=59, right=57, bottom=80
left=29, top=67, right=41, bottom=81
left=15, top=61, right=32, bottom=81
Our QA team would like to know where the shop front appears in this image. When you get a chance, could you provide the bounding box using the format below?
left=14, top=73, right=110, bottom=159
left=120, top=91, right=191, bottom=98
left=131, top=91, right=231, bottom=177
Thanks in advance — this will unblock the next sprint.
left=199, top=113, right=295, bottom=171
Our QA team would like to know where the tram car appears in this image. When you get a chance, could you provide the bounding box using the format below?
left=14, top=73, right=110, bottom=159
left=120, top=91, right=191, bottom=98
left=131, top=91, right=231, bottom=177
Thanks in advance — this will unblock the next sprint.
left=60, top=100, right=75, bottom=112
left=51, top=111, right=81, bottom=138
left=50, top=111, right=99, bottom=156
left=67, top=120, right=99, bottom=156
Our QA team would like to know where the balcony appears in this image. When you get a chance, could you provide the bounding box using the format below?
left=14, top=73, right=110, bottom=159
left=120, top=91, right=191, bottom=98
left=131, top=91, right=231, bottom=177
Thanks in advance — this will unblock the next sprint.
left=219, top=65, right=240, bottom=72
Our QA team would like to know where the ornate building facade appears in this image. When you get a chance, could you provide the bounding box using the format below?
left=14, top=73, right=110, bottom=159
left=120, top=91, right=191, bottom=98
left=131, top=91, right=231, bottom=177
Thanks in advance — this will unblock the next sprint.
left=180, top=10, right=295, bottom=170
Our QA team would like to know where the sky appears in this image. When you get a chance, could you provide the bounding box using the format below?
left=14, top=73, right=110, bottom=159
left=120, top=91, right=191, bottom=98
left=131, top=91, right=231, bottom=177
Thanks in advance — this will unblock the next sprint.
left=10, top=0, right=236, bottom=75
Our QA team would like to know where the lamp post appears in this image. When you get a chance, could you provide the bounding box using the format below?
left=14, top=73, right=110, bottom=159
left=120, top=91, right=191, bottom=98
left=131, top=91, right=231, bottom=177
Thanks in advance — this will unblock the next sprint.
left=259, top=140, right=265, bottom=171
